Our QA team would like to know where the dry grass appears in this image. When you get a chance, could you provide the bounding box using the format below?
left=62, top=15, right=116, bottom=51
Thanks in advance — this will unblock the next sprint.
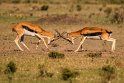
left=0, top=3, right=124, bottom=83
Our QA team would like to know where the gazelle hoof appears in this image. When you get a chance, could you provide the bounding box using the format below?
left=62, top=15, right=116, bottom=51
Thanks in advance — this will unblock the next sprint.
left=74, top=50, right=78, bottom=52
left=20, top=49, right=24, bottom=51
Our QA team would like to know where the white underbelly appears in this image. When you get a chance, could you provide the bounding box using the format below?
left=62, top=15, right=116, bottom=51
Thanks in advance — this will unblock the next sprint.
left=24, top=29, right=37, bottom=36
left=86, top=36, right=101, bottom=40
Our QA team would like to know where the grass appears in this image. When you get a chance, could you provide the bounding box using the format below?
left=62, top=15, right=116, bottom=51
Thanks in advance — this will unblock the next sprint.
left=0, top=2, right=124, bottom=83
left=0, top=52, right=123, bottom=83
left=48, top=51, right=65, bottom=59
left=0, top=16, right=39, bottom=23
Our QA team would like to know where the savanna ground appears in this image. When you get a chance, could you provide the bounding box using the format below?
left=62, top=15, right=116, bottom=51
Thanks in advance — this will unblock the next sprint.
left=0, top=0, right=124, bottom=83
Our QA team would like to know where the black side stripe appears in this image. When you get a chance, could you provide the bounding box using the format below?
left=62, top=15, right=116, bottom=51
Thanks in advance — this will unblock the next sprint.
left=83, top=32, right=102, bottom=36
left=22, top=25, right=37, bottom=33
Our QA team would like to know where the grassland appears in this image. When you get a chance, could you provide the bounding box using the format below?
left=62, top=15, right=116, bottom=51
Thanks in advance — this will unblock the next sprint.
left=0, top=1, right=124, bottom=83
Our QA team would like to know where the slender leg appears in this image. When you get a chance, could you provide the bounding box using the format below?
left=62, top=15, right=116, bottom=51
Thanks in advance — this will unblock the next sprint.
left=21, top=42, right=30, bottom=51
left=81, top=44, right=84, bottom=51
left=36, top=34, right=48, bottom=48
left=106, top=38, right=116, bottom=51
left=14, top=35, right=24, bottom=51
left=75, top=37, right=86, bottom=52
left=47, top=37, right=51, bottom=45
left=41, top=37, right=48, bottom=48
left=20, top=35, right=30, bottom=51
left=71, top=37, right=74, bottom=44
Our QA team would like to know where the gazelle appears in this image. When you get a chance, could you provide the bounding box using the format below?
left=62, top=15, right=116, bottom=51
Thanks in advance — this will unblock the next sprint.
left=12, top=22, right=59, bottom=51
left=59, top=27, right=116, bottom=52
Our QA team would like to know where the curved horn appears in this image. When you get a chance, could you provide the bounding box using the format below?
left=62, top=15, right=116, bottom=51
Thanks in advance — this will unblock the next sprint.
left=48, top=29, right=61, bottom=44
left=54, top=29, right=73, bottom=44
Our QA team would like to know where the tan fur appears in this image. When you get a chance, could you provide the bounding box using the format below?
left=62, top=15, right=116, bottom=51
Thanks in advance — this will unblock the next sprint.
left=66, top=27, right=116, bottom=52
left=12, top=22, right=55, bottom=51
left=12, top=22, right=54, bottom=37
left=67, top=27, right=112, bottom=40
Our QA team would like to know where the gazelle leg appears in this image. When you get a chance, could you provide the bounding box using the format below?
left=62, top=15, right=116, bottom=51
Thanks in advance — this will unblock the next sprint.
left=20, top=35, right=30, bottom=51
left=71, top=37, right=74, bottom=44
left=75, top=37, right=86, bottom=52
left=47, top=37, right=51, bottom=45
left=14, top=35, right=23, bottom=51
left=36, top=34, right=48, bottom=48
left=40, top=37, right=48, bottom=48
left=106, top=38, right=116, bottom=51
left=81, top=44, right=84, bottom=50
left=41, top=37, right=48, bottom=48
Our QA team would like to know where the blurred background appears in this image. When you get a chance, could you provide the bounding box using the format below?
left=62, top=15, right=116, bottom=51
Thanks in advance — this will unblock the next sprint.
left=0, top=0, right=124, bottom=25
left=0, top=0, right=124, bottom=83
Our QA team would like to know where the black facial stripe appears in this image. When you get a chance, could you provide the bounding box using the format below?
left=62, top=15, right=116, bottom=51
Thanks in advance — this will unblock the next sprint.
left=22, top=25, right=37, bottom=33
left=106, top=30, right=112, bottom=34
left=107, top=32, right=112, bottom=34
left=83, top=32, right=102, bottom=36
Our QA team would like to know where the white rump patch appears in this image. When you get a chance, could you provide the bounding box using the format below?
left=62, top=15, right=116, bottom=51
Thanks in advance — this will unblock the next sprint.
left=24, top=29, right=36, bottom=36
left=86, top=36, right=101, bottom=40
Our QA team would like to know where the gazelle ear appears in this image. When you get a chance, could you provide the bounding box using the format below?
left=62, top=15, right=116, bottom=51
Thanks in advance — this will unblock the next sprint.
left=53, top=32, right=57, bottom=37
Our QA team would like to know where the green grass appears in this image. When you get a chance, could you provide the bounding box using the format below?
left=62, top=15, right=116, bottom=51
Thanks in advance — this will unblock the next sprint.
left=0, top=16, right=39, bottom=23
left=0, top=52, right=124, bottom=83
left=0, top=68, right=124, bottom=83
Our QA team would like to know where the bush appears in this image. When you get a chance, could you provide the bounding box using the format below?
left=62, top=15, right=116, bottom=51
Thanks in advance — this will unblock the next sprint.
left=99, top=7, right=103, bottom=12
left=61, top=68, right=79, bottom=81
left=99, top=65, right=116, bottom=83
left=4, top=61, right=17, bottom=74
left=110, top=8, right=124, bottom=24
left=4, top=61, right=17, bottom=83
left=41, top=5, right=49, bottom=11
left=11, top=0, right=20, bottom=3
left=104, top=7, right=124, bottom=24
left=48, top=51, right=65, bottom=59
left=76, top=4, right=82, bottom=11
left=104, top=7, right=112, bottom=17
left=103, top=0, right=124, bottom=4
left=85, top=52, right=102, bottom=61
left=23, top=0, right=31, bottom=3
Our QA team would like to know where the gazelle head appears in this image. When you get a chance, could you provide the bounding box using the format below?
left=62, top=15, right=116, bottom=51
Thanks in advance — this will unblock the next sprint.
left=53, top=30, right=73, bottom=44
left=47, top=30, right=61, bottom=45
